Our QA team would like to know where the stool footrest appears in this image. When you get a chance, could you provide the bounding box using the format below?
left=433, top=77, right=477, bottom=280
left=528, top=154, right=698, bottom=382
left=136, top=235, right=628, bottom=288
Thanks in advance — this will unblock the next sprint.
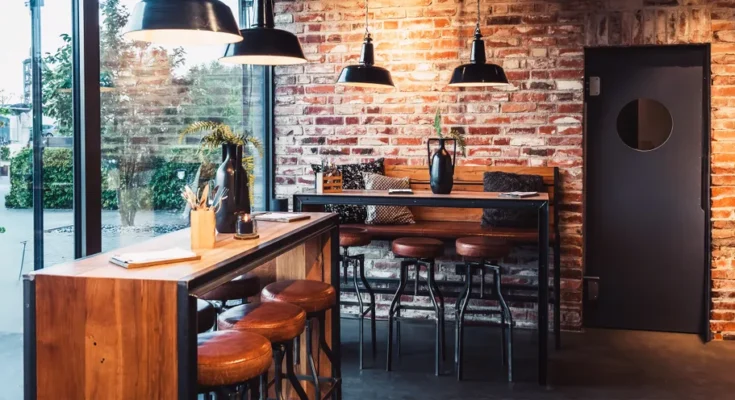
left=294, top=376, right=342, bottom=400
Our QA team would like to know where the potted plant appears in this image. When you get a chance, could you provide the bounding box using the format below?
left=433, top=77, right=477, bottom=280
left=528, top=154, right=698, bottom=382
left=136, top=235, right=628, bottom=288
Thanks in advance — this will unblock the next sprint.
left=180, top=121, right=264, bottom=233
left=428, top=108, right=467, bottom=194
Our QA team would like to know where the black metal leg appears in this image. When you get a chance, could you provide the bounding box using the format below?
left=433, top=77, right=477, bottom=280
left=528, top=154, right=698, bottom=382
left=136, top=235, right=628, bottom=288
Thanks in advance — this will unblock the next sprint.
left=494, top=267, right=513, bottom=382
left=480, top=267, right=486, bottom=299
left=259, top=372, right=267, bottom=400
left=305, top=319, right=320, bottom=400
left=554, top=239, right=561, bottom=350
left=357, top=254, right=377, bottom=361
left=428, top=261, right=446, bottom=363
left=456, top=263, right=473, bottom=381
left=386, top=260, right=409, bottom=371
left=285, top=341, right=309, bottom=400
left=425, top=259, right=443, bottom=376
left=273, top=344, right=285, bottom=400
left=538, top=203, right=549, bottom=385
left=352, top=260, right=365, bottom=370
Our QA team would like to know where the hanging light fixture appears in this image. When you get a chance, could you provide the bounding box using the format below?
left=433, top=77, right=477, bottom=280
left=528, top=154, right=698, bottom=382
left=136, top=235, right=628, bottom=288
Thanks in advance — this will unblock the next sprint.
left=448, top=0, right=509, bottom=87
left=336, top=0, right=394, bottom=89
left=123, top=0, right=242, bottom=46
left=220, top=0, right=307, bottom=66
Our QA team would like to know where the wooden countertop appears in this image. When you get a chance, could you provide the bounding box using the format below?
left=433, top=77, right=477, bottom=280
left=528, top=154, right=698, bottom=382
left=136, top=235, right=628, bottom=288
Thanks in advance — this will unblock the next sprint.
left=29, top=212, right=337, bottom=283
left=302, top=189, right=549, bottom=201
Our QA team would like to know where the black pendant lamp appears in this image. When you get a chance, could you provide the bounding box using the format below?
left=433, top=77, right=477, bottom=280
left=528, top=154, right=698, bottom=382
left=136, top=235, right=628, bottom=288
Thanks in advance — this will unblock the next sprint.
left=220, top=0, right=307, bottom=66
left=336, top=0, right=394, bottom=89
left=448, top=0, right=509, bottom=87
left=124, top=0, right=242, bottom=46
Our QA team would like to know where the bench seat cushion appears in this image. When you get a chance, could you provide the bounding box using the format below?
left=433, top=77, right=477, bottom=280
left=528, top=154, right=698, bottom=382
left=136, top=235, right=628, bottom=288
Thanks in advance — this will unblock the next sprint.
left=342, top=220, right=556, bottom=243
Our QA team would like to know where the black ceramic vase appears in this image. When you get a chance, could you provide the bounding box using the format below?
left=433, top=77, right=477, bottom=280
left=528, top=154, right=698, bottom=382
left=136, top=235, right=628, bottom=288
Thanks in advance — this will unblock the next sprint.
left=215, top=143, right=251, bottom=233
left=427, top=138, right=456, bottom=194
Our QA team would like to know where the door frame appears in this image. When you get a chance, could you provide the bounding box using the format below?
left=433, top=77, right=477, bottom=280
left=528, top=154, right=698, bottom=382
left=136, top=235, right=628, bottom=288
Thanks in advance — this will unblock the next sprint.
left=582, top=44, right=712, bottom=341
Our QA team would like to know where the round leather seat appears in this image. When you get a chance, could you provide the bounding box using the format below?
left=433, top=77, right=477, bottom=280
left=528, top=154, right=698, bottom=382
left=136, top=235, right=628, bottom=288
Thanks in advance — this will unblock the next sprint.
left=217, top=302, right=306, bottom=343
left=261, top=280, right=336, bottom=313
left=200, top=273, right=261, bottom=302
left=392, top=237, right=444, bottom=259
left=197, top=330, right=272, bottom=387
left=339, top=227, right=372, bottom=247
left=455, top=237, right=510, bottom=260
left=197, top=299, right=216, bottom=334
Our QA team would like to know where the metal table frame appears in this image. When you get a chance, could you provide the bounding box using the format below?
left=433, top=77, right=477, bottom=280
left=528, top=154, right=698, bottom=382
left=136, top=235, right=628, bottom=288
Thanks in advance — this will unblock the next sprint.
left=294, top=192, right=553, bottom=385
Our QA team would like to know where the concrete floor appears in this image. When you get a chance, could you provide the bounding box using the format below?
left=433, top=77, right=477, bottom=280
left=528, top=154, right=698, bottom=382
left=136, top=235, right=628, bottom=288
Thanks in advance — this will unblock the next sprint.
left=340, top=319, right=735, bottom=400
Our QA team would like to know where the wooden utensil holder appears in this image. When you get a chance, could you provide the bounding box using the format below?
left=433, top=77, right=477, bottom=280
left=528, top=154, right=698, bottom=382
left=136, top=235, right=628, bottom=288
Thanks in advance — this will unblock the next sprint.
left=191, top=209, right=216, bottom=250
left=316, top=172, right=343, bottom=194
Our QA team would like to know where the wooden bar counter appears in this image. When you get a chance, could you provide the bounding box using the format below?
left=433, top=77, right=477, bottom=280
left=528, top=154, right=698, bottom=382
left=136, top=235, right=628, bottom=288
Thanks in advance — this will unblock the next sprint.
left=23, top=212, right=340, bottom=400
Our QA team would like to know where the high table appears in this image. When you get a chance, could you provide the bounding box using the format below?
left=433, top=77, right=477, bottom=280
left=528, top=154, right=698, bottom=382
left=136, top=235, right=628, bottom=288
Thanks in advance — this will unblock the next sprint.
left=23, top=212, right=340, bottom=400
left=294, top=190, right=551, bottom=385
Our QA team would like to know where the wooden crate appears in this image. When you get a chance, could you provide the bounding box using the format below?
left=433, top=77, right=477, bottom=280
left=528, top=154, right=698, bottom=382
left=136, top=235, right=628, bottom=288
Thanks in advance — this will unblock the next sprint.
left=315, top=172, right=343, bottom=193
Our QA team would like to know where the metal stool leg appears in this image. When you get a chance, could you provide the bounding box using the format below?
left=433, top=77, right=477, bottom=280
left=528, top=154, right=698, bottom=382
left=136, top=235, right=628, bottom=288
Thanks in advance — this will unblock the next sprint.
left=386, top=260, right=409, bottom=371
left=493, top=266, right=513, bottom=382
left=273, top=344, right=285, bottom=400
left=428, top=260, right=446, bottom=362
left=352, top=258, right=365, bottom=370
left=357, top=254, right=376, bottom=361
left=285, top=341, right=309, bottom=400
left=305, top=319, right=320, bottom=400
left=425, top=259, right=444, bottom=376
left=456, top=263, right=473, bottom=381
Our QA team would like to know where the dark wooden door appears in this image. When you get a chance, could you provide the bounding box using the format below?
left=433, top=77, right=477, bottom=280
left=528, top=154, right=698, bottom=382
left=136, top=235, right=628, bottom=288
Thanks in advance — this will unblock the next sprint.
left=584, top=46, right=709, bottom=334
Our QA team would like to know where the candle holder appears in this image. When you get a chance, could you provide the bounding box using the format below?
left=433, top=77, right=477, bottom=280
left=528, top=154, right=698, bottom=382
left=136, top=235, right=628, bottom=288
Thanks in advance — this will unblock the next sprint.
left=235, top=212, right=259, bottom=240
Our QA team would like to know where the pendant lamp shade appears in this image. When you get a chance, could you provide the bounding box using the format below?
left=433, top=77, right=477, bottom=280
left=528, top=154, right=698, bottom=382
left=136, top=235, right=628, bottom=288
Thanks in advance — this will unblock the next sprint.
left=337, top=35, right=394, bottom=89
left=124, top=0, right=242, bottom=46
left=220, top=0, right=307, bottom=65
left=448, top=1, right=509, bottom=88
left=335, top=0, right=394, bottom=89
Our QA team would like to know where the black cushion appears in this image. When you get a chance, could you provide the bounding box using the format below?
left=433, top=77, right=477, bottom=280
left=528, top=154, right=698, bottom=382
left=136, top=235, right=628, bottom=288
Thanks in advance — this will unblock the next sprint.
left=482, top=171, right=545, bottom=228
left=311, top=158, right=384, bottom=223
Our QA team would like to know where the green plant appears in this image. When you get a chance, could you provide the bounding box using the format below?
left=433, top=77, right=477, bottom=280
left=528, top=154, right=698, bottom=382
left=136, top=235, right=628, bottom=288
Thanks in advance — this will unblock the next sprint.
left=179, top=121, right=264, bottom=202
left=0, top=146, right=9, bottom=161
left=433, top=108, right=467, bottom=156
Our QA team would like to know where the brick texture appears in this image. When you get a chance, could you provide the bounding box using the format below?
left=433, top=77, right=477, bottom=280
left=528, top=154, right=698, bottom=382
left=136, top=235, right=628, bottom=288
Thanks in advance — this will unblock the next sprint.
left=273, top=0, right=735, bottom=338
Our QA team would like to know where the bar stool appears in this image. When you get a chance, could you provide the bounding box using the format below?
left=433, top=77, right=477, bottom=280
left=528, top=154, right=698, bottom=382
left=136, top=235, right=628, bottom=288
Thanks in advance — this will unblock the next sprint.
left=262, top=280, right=340, bottom=400
left=197, top=330, right=272, bottom=399
left=454, top=237, right=513, bottom=382
left=339, top=227, right=376, bottom=369
left=200, top=273, right=261, bottom=311
left=387, top=237, right=446, bottom=376
left=197, top=299, right=217, bottom=333
left=218, top=302, right=309, bottom=400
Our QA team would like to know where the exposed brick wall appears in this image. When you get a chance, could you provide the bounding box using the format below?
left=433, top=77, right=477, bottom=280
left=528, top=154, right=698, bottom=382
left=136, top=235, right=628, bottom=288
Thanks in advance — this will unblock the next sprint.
left=273, top=0, right=735, bottom=338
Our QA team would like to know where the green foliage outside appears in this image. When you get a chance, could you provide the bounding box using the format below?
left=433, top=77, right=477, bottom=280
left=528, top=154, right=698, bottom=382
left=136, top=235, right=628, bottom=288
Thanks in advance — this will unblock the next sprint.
left=0, top=146, right=8, bottom=161
left=4, top=147, right=198, bottom=211
left=42, top=34, right=73, bottom=136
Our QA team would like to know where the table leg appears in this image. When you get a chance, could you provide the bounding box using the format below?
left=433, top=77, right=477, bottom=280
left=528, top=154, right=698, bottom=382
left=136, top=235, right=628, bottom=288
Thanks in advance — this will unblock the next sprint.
left=537, top=202, right=549, bottom=386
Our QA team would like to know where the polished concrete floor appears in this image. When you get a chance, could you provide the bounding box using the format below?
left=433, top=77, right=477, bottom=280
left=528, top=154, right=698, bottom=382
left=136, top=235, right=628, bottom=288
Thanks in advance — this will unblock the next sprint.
left=339, top=318, right=735, bottom=400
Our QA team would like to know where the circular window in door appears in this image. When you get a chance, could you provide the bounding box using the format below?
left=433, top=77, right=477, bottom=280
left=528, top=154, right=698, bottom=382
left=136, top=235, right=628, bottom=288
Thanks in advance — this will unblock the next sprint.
left=616, top=99, right=673, bottom=151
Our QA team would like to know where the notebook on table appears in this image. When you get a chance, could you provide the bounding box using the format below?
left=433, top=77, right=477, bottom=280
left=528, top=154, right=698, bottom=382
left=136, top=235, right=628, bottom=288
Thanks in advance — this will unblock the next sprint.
left=110, top=248, right=201, bottom=269
left=254, top=213, right=311, bottom=223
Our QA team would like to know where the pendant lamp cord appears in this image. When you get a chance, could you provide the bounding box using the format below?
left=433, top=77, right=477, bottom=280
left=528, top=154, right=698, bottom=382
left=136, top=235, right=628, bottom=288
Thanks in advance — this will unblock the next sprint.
left=475, top=0, right=482, bottom=36
left=364, top=0, right=371, bottom=38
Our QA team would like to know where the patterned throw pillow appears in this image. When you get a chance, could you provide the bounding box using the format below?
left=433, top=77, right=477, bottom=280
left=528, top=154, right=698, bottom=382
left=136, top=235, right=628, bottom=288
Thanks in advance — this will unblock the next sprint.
left=482, top=171, right=546, bottom=228
left=362, top=173, right=415, bottom=225
left=311, top=158, right=385, bottom=223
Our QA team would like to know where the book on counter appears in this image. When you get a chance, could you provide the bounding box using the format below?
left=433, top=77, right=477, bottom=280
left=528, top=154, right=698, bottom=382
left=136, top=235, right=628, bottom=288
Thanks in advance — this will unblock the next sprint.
left=254, top=212, right=311, bottom=223
left=499, top=191, right=539, bottom=198
left=110, top=247, right=201, bottom=269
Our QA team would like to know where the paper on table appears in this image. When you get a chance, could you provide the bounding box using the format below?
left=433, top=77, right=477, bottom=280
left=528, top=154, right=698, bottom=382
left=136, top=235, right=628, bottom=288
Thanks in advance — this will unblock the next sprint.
left=254, top=213, right=311, bottom=223
left=110, top=247, right=201, bottom=268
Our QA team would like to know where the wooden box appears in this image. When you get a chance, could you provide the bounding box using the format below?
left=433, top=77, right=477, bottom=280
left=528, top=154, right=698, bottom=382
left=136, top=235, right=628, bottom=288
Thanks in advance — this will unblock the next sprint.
left=190, top=209, right=216, bottom=250
left=315, top=172, right=343, bottom=194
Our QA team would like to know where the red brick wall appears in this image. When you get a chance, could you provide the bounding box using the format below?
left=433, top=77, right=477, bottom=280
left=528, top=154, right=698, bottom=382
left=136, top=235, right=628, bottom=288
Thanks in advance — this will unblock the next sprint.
left=273, top=0, right=735, bottom=338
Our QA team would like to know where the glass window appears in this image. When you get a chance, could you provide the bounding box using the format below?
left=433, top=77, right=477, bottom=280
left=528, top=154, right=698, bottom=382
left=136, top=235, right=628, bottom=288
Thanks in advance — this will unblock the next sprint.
left=100, top=0, right=266, bottom=250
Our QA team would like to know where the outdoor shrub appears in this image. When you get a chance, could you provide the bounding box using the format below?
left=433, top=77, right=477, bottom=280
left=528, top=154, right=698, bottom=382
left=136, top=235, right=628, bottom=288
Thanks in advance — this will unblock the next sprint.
left=0, top=146, right=9, bottom=161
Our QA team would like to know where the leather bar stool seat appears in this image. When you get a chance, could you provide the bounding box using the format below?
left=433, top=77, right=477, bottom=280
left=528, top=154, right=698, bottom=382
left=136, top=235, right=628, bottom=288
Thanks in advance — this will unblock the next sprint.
left=339, top=227, right=371, bottom=247
left=217, top=302, right=306, bottom=343
left=392, top=237, right=444, bottom=259
left=200, top=273, right=261, bottom=302
left=261, top=280, right=336, bottom=313
left=197, top=299, right=216, bottom=334
left=455, top=237, right=510, bottom=260
left=197, top=330, right=272, bottom=388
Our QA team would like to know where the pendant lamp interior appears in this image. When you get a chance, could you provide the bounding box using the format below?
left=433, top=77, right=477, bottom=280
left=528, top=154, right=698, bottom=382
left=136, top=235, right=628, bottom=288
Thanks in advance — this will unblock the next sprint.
left=336, top=0, right=394, bottom=89
left=448, top=0, right=509, bottom=87
left=124, top=0, right=242, bottom=46
left=220, top=0, right=307, bottom=66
